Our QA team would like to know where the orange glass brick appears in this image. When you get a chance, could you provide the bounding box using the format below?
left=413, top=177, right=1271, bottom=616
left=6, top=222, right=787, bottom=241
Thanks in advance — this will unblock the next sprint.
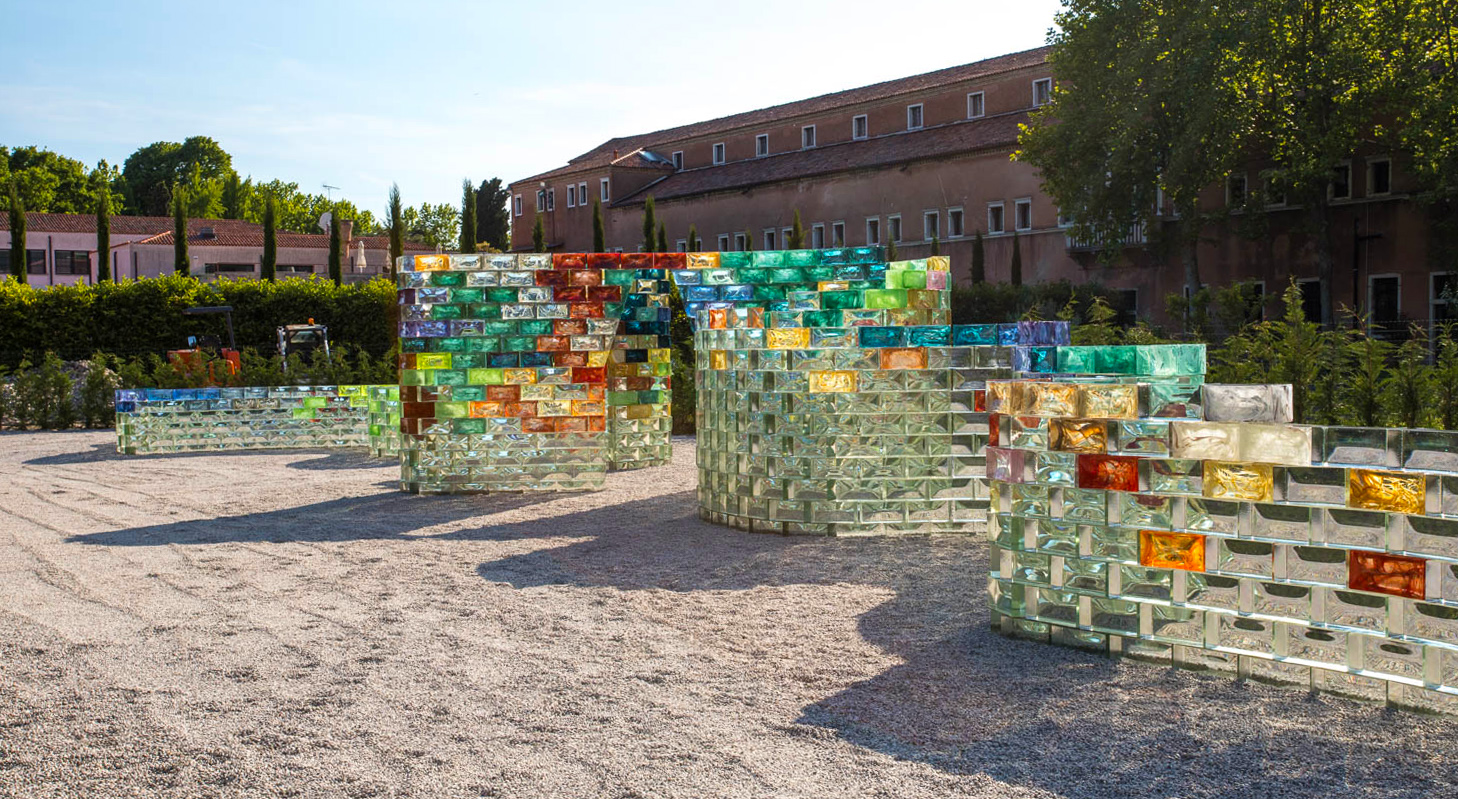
left=569, top=302, right=605, bottom=319
left=987, top=413, right=999, bottom=447
left=586, top=417, right=607, bottom=432
left=589, top=285, right=623, bottom=302
left=536, top=335, right=571, bottom=352
left=808, top=371, right=858, bottom=393
left=554, top=319, right=588, bottom=336
left=584, top=253, right=620, bottom=269
left=653, top=252, right=687, bottom=270
left=708, top=309, right=729, bottom=329
left=554, top=351, right=588, bottom=367
left=554, top=285, right=586, bottom=302
left=535, top=269, right=569, bottom=287
left=1348, top=469, right=1426, bottom=515
left=1203, top=461, right=1274, bottom=502
left=621, top=253, right=653, bottom=269
left=1140, top=531, right=1206, bottom=572
left=1028, top=382, right=1079, bottom=416
left=973, top=389, right=986, bottom=412
left=413, top=254, right=449, bottom=271
left=468, top=401, right=503, bottom=418
left=571, top=366, right=606, bottom=384
left=1050, top=418, right=1107, bottom=453
left=552, top=253, right=588, bottom=269
left=555, top=416, right=589, bottom=432
left=767, top=328, right=811, bottom=350
left=522, top=417, right=554, bottom=433
left=1076, top=453, right=1140, bottom=492
left=1349, top=550, right=1426, bottom=599
left=503, top=368, right=537, bottom=385
left=879, top=347, right=927, bottom=370
left=485, top=385, right=520, bottom=402
left=568, top=270, right=602, bottom=286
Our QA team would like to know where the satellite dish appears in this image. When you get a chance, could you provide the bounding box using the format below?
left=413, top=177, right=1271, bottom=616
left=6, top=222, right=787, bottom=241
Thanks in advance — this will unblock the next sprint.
left=317, top=211, right=332, bottom=233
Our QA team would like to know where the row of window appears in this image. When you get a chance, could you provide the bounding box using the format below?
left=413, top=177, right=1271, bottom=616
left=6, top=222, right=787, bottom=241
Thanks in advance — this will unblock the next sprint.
left=515, top=178, right=614, bottom=217
left=1227, top=158, right=1393, bottom=208
left=0, top=249, right=90, bottom=275
left=678, top=201, right=1038, bottom=253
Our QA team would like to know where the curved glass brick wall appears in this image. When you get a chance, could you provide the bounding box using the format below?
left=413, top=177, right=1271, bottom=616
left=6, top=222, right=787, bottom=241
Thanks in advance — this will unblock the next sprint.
left=115, top=385, right=384, bottom=454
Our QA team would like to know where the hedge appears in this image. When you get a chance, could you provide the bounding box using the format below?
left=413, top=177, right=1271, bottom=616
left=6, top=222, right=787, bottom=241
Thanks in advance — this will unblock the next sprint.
left=0, top=275, right=397, bottom=368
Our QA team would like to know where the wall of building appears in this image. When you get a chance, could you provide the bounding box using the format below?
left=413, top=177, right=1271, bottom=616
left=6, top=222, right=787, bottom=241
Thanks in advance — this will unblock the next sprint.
left=0, top=230, right=159, bottom=286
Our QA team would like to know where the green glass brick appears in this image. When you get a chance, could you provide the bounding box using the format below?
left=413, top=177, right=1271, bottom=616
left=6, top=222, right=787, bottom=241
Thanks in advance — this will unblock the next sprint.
left=451, top=287, right=484, bottom=303
left=436, top=370, right=467, bottom=387
left=467, top=368, right=505, bottom=385
left=785, top=250, right=820, bottom=267
left=436, top=401, right=469, bottom=418
left=504, top=335, right=536, bottom=351
left=486, top=287, right=519, bottom=303
left=452, top=386, right=485, bottom=401
left=431, top=272, right=465, bottom=287
left=753, top=285, right=786, bottom=302
left=898, top=270, right=928, bottom=289
left=454, top=353, right=486, bottom=369
left=802, top=310, right=842, bottom=327
left=607, top=391, right=639, bottom=405
left=603, top=269, right=635, bottom=285
left=805, top=266, right=836, bottom=282
left=302, top=397, right=328, bottom=409
left=400, top=369, right=427, bottom=386
left=770, top=268, right=806, bottom=284
left=1096, top=346, right=1137, bottom=375
left=864, top=289, right=908, bottom=309
left=1057, top=347, right=1097, bottom=373
left=751, top=251, right=787, bottom=268
left=483, top=321, right=516, bottom=335
left=471, top=302, right=502, bottom=319
left=436, top=337, right=466, bottom=352
left=465, top=336, right=500, bottom=352
left=431, top=304, right=463, bottom=320
left=519, top=320, right=554, bottom=336
left=720, top=252, right=751, bottom=268
left=737, top=268, right=769, bottom=284
left=453, top=418, right=486, bottom=434
left=822, top=290, right=865, bottom=310
left=292, top=408, right=316, bottom=419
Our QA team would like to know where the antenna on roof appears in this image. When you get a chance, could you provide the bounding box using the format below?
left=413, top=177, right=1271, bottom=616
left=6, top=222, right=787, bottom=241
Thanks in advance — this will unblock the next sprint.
left=322, top=183, right=339, bottom=202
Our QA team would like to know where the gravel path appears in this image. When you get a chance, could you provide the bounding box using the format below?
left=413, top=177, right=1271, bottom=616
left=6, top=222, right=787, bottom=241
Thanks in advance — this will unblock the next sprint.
left=1, top=430, right=1456, bottom=799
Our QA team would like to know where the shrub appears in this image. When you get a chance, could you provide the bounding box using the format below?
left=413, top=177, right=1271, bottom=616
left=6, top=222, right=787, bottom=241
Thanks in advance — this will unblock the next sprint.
left=79, top=352, right=121, bottom=428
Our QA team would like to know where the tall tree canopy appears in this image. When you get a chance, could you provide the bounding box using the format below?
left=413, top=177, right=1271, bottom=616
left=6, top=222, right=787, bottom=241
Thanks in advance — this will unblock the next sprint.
left=474, top=178, right=511, bottom=251
left=122, top=136, right=233, bottom=216
left=0, top=145, right=96, bottom=213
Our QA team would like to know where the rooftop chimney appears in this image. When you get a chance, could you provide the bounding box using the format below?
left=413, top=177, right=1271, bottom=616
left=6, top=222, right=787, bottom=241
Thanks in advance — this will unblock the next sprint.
left=341, top=219, right=354, bottom=243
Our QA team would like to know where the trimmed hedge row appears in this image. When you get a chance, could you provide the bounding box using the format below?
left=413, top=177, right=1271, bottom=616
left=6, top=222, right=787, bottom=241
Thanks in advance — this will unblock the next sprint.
left=0, top=276, right=398, bottom=368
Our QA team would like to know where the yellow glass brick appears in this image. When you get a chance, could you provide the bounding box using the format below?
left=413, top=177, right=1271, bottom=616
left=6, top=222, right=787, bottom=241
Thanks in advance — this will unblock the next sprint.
left=818, top=281, right=852, bottom=291
left=1050, top=418, right=1107, bottom=453
left=519, top=384, right=555, bottom=401
left=1139, top=531, right=1206, bottom=571
left=647, top=348, right=671, bottom=364
left=1080, top=384, right=1139, bottom=419
left=926, top=255, right=950, bottom=272
left=1348, top=468, right=1425, bottom=515
left=710, top=350, right=729, bottom=370
left=1202, top=461, right=1274, bottom=502
left=586, top=350, right=610, bottom=367
left=414, top=254, right=449, bottom=271
left=808, top=371, right=858, bottom=393
left=767, top=328, right=811, bottom=349
left=985, top=381, right=1023, bottom=414
left=538, top=400, right=573, bottom=417
left=337, top=385, right=367, bottom=397
left=503, top=368, right=538, bottom=385
left=687, top=252, right=720, bottom=269
left=1028, top=382, right=1079, bottom=417
left=416, top=353, right=452, bottom=370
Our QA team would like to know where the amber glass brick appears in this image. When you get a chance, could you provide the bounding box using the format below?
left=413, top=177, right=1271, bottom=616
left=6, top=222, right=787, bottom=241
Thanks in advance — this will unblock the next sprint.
left=1202, top=461, right=1274, bottom=502
left=879, top=347, right=928, bottom=370
left=1080, top=384, right=1139, bottom=419
left=1348, top=550, right=1426, bottom=599
left=767, top=328, right=811, bottom=349
left=1050, top=418, right=1107, bottom=453
left=1140, top=531, right=1206, bottom=571
left=1076, top=453, right=1140, bottom=492
left=414, top=254, right=449, bottom=271
left=1348, top=468, right=1426, bottom=515
left=808, top=371, right=859, bottom=393
left=1028, top=382, right=1080, bottom=416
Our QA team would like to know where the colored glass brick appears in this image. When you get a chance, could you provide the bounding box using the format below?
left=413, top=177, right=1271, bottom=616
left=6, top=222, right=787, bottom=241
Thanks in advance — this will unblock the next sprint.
left=1203, top=461, right=1274, bottom=502
left=1140, top=531, right=1206, bottom=572
left=1076, top=454, right=1140, bottom=492
left=1348, top=551, right=1425, bottom=599
left=808, top=371, right=858, bottom=393
left=1050, top=419, right=1107, bottom=454
left=1348, top=468, right=1426, bottom=514
left=879, top=348, right=928, bottom=370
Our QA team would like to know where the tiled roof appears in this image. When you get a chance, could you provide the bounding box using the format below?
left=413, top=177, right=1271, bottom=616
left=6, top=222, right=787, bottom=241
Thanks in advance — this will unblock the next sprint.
left=517, top=46, right=1051, bottom=184
left=3, top=212, right=432, bottom=251
left=612, top=111, right=1028, bottom=206
left=0, top=211, right=176, bottom=234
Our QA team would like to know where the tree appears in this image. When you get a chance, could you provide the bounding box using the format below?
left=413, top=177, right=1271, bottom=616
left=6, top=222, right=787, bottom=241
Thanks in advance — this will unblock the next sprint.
left=387, top=184, right=404, bottom=274
left=399, top=202, right=459, bottom=250
left=532, top=214, right=545, bottom=252
left=8, top=184, right=26, bottom=283
left=172, top=190, right=189, bottom=276
left=122, top=136, right=234, bottom=216
left=789, top=210, right=804, bottom=248
left=743, top=228, right=754, bottom=251
left=2, top=146, right=94, bottom=213
left=328, top=212, right=343, bottom=284
left=687, top=224, right=700, bottom=251
left=261, top=197, right=277, bottom=281
left=95, top=184, right=111, bottom=282
left=220, top=172, right=251, bottom=220
left=641, top=196, right=657, bottom=251
left=930, top=235, right=940, bottom=256
left=1396, top=2, right=1458, bottom=269
left=248, top=179, right=380, bottom=234
left=887, top=237, right=897, bottom=260
left=592, top=200, right=605, bottom=251
left=1018, top=0, right=1252, bottom=311
left=1010, top=230, right=1023, bottom=286
left=474, top=178, right=512, bottom=251
left=971, top=230, right=986, bottom=283
left=459, top=178, right=477, bottom=253
left=657, top=222, right=667, bottom=254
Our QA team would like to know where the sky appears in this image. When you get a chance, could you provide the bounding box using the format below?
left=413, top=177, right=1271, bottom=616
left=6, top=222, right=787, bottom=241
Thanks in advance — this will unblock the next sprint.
left=0, top=0, right=1063, bottom=218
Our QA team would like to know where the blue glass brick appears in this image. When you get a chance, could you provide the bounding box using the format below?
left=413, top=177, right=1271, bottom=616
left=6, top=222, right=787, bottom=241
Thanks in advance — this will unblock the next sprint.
left=908, top=325, right=952, bottom=347
left=487, top=352, right=519, bottom=368
left=996, top=324, right=1020, bottom=346
left=953, top=324, right=999, bottom=346
left=721, top=284, right=754, bottom=301
left=858, top=326, right=908, bottom=348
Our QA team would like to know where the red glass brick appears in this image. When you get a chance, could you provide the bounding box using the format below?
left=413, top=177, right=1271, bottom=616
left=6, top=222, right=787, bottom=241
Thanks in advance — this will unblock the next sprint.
left=402, top=401, right=435, bottom=419
left=621, top=253, right=653, bottom=269
left=585, top=253, right=621, bottom=269
left=654, top=253, right=687, bottom=270
left=554, top=352, right=588, bottom=367
left=537, top=335, right=571, bottom=352
left=535, top=269, right=569, bottom=287
left=399, top=386, right=420, bottom=403
left=554, top=285, right=587, bottom=302
left=555, top=416, right=589, bottom=432
left=553, top=319, right=588, bottom=336
left=485, top=385, right=520, bottom=402
left=569, top=302, right=605, bottom=318
left=988, top=413, right=999, bottom=447
left=1349, top=551, right=1426, bottom=599
left=569, top=269, right=602, bottom=286
left=572, top=367, right=606, bottom=384
left=974, top=389, right=986, bottom=412
left=552, top=253, right=588, bottom=269
left=399, top=353, right=416, bottom=370
left=1076, top=454, right=1140, bottom=492
left=589, top=285, right=623, bottom=302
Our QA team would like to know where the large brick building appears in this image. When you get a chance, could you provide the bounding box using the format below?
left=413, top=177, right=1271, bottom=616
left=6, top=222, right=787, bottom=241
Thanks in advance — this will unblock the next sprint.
left=510, top=47, right=1454, bottom=333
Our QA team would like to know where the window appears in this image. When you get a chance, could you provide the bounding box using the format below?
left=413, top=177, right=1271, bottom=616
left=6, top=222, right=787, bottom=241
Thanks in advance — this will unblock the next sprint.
left=203, top=263, right=253, bottom=275
left=1033, top=78, right=1053, bottom=107
left=852, top=114, right=868, bottom=140
left=278, top=264, right=315, bottom=274
left=54, top=250, right=90, bottom=275
left=801, top=126, right=816, bottom=149
left=1014, top=199, right=1032, bottom=231
left=1297, top=278, right=1322, bottom=323
left=1369, top=274, right=1401, bottom=337
left=734, top=232, right=746, bottom=251
left=1369, top=158, right=1392, bottom=196
left=1056, top=209, right=1074, bottom=228
left=1331, top=163, right=1352, bottom=200
left=987, top=202, right=1005, bottom=235
left=1226, top=173, right=1248, bottom=207
left=717, top=234, right=730, bottom=252
left=675, top=239, right=687, bottom=252
left=513, top=194, right=522, bottom=217
left=567, top=185, right=577, bottom=208
left=712, top=143, right=726, bottom=164
left=865, top=217, right=880, bottom=246
left=536, top=189, right=546, bottom=211
left=830, top=221, right=844, bottom=246
left=967, top=92, right=985, bottom=119
left=922, top=210, right=939, bottom=241
left=782, top=227, right=793, bottom=246
left=888, top=214, right=902, bottom=243
left=1, top=250, right=46, bottom=275
left=764, top=229, right=777, bottom=250
left=546, top=188, right=555, bottom=211
left=1261, top=172, right=1287, bottom=207
left=947, top=207, right=964, bottom=238
left=672, top=151, right=683, bottom=170
left=756, top=134, right=769, bottom=157
left=811, top=223, right=825, bottom=249
left=907, top=104, right=923, bottom=130
left=578, top=182, right=587, bottom=205
left=600, top=178, right=610, bottom=202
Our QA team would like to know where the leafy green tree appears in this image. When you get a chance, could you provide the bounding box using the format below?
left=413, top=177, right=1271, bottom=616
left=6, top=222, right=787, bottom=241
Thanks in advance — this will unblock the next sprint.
left=95, top=184, right=111, bottom=282
left=971, top=230, right=985, bottom=283
left=220, top=172, right=251, bottom=219
left=474, top=178, right=511, bottom=251
left=179, top=165, right=224, bottom=218
left=1010, top=231, right=1022, bottom=286
left=641, top=196, right=657, bottom=251
left=532, top=214, right=545, bottom=252
left=657, top=222, right=667, bottom=253
left=328, top=212, right=343, bottom=284
left=399, top=202, right=459, bottom=249
left=261, top=197, right=277, bottom=281
left=172, top=190, right=189, bottom=276
left=459, top=178, right=477, bottom=253
left=1, top=145, right=94, bottom=213
left=387, top=184, right=404, bottom=273
left=789, top=210, right=804, bottom=248
left=249, top=179, right=380, bottom=234
left=592, top=200, right=606, bottom=251
left=122, top=136, right=234, bottom=216
left=8, top=183, right=26, bottom=283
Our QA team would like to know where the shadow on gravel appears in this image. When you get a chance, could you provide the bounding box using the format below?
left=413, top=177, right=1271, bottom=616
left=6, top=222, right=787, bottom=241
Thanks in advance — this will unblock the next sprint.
left=26, top=444, right=391, bottom=470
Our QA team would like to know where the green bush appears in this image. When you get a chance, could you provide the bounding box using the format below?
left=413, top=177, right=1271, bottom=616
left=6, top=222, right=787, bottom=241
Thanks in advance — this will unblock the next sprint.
left=79, top=353, right=121, bottom=428
left=0, top=274, right=397, bottom=368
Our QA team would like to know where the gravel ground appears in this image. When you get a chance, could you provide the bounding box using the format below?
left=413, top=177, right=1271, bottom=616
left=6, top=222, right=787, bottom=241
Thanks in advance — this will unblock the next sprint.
left=2, top=430, right=1457, bottom=799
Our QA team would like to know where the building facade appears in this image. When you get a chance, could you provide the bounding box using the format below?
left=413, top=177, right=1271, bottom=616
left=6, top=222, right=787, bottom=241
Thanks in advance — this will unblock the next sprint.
left=1, top=212, right=432, bottom=285
left=509, top=47, right=1453, bottom=333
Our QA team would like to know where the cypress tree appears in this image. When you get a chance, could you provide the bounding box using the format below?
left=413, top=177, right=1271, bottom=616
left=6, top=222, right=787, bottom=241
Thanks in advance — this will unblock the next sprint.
left=743, top=228, right=753, bottom=251
left=533, top=214, right=546, bottom=252
left=1010, top=230, right=1023, bottom=287
left=687, top=224, right=700, bottom=251
left=328, top=212, right=343, bottom=284
left=656, top=222, right=667, bottom=254
left=173, top=189, right=189, bottom=276
left=930, top=236, right=940, bottom=256
left=95, top=187, right=111, bottom=282
left=459, top=178, right=477, bottom=253
left=8, top=185, right=26, bottom=283
left=641, top=196, right=657, bottom=252
left=789, top=210, right=804, bottom=248
left=591, top=201, right=604, bottom=251
left=387, top=184, right=404, bottom=275
left=886, top=237, right=897, bottom=261
left=261, top=197, right=277, bottom=281
left=971, top=230, right=985, bottom=284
